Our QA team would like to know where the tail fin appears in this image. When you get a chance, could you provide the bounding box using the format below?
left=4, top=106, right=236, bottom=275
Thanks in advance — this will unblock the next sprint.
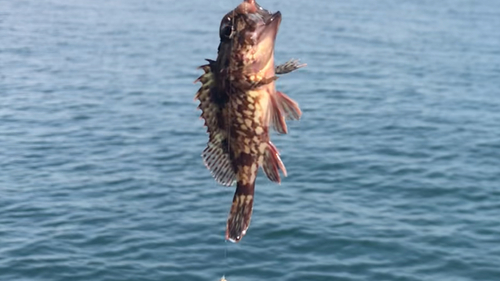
left=225, top=181, right=255, bottom=243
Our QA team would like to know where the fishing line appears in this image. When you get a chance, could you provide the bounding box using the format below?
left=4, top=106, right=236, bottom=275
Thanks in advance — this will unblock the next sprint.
left=224, top=239, right=228, bottom=271
left=220, top=230, right=228, bottom=280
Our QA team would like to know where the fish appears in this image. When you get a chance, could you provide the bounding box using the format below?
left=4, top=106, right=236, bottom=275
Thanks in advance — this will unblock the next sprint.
left=195, top=0, right=304, bottom=243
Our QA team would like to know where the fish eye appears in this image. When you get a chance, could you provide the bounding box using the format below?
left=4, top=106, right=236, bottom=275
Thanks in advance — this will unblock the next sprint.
left=220, top=25, right=232, bottom=39
left=219, top=17, right=233, bottom=41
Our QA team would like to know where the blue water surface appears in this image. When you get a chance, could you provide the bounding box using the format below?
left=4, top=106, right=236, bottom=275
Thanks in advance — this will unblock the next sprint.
left=1, top=0, right=500, bottom=280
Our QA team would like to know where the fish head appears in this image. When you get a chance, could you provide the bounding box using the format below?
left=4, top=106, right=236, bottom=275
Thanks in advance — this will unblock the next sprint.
left=219, top=0, right=281, bottom=80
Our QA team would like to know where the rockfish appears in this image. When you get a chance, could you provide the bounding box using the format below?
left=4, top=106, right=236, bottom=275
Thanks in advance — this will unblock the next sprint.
left=195, top=0, right=304, bottom=242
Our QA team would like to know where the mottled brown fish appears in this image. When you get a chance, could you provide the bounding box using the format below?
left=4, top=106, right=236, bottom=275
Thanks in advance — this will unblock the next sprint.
left=195, top=0, right=304, bottom=242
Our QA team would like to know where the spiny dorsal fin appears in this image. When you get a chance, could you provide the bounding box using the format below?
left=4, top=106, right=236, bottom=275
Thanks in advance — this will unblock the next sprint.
left=195, top=62, right=236, bottom=186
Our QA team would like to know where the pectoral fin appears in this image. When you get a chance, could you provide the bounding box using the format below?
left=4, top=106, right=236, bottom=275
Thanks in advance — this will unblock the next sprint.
left=269, top=90, right=302, bottom=134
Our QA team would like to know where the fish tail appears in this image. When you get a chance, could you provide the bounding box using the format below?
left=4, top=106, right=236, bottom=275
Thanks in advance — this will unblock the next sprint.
left=225, top=180, right=255, bottom=243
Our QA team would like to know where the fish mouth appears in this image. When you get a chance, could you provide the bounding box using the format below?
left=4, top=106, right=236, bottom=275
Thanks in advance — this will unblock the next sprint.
left=236, top=0, right=281, bottom=43
left=257, top=10, right=281, bottom=43
left=234, top=0, right=282, bottom=74
left=254, top=9, right=281, bottom=75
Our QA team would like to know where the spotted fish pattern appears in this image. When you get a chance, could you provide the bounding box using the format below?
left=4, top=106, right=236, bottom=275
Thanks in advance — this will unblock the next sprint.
left=195, top=0, right=304, bottom=242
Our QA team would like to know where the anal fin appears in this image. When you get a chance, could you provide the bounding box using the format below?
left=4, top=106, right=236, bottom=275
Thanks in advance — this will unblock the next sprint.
left=262, top=141, right=287, bottom=183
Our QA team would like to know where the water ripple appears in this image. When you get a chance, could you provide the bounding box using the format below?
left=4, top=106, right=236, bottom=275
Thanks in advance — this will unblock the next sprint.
left=2, top=0, right=500, bottom=280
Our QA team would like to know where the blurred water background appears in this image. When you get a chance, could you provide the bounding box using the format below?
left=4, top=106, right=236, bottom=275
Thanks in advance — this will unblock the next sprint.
left=1, top=0, right=500, bottom=280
